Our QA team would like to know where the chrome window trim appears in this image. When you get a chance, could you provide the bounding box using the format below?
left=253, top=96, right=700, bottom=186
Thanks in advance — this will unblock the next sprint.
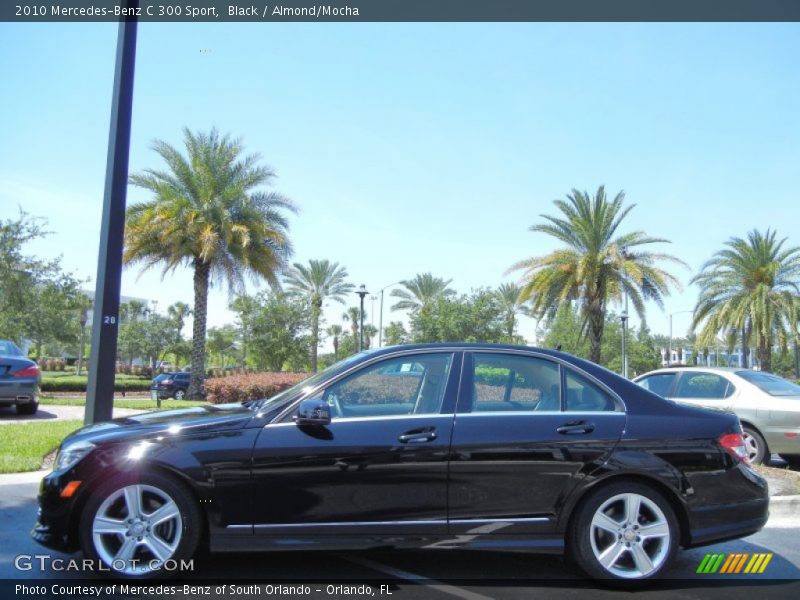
left=466, top=348, right=627, bottom=413
left=266, top=413, right=456, bottom=427
left=274, top=349, right=460, bottom=424
left=455, top=411, right=626, bottom=418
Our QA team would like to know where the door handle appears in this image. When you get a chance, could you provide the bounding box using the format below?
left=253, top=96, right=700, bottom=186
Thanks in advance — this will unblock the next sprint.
left=398, top=427, right=437, bottom=444
left=556, top=420, right=595, bottom=435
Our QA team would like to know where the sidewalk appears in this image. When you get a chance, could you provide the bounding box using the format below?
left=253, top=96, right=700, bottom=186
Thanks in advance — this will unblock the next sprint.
left=0, top=404, right=146, bottom=425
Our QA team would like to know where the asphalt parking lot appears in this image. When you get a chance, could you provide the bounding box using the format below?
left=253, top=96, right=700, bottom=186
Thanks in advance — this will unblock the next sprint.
left=1, top=472, right=798, bottom=600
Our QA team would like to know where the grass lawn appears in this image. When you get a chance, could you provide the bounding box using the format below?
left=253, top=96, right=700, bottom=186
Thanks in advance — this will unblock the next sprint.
left=40, top=396, right=209, bottom=410
left=0, top=420, right=84, bottom=474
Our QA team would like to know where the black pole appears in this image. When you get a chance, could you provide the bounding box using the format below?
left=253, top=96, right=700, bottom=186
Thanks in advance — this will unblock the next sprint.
left=356, top=285, right=368, bottom=352
left=85, top=6, right=138, bottom=425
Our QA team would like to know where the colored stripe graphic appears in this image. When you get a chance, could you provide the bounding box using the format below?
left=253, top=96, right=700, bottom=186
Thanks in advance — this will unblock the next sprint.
left=697, top=552, right=772, bottom=574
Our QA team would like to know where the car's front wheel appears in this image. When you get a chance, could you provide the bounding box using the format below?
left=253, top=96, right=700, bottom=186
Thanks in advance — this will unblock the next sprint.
left=742, top=426, right=768, bottom=464
left=570, top=481, right=679, bottom=584
left=79, top=472, right=201, bottom=578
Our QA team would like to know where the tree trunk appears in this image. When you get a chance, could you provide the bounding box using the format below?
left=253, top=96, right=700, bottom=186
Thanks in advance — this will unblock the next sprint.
left=310, top=298, right=321, bottom=373
left=741, top=324, right=751, bottom=369
left=333, top=337, right=339, bottom=360
left=587, top=302, right=604, bottom=364
left=758, top=337, right=772, bottom=373
left=188, top=259, right=210, bottom=399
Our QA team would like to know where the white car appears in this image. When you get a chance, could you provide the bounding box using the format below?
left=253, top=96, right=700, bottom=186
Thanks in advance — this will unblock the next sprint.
left=634, top=367, right=800, bottom=465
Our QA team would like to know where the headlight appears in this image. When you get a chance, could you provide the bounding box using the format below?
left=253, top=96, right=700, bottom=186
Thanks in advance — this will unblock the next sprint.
left=54, top=440, right=95, bottom=471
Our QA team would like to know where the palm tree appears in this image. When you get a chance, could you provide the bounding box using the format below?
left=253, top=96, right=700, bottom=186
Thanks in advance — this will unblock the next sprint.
left=692, top=229, right=800, bottom=373
left=326, top=324, right=343, bottom=360
left=285, top=259, right=354, bottom=371
left=363, top=324, right=378, bottom=349
left=343, top=306, right=361, bottom=341
left=509, top=186, right=684, bottom=363
left=167, top=301, right=192, bottom=331
left=390, top=273, right=453, bottom=312
left=495, top=283, right=528, bottom=341
left=125, top=128, right=296, bottom=397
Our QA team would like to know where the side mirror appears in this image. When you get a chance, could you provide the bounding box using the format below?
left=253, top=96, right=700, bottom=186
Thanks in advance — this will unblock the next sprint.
left=295, top=399, right=332, bottom=427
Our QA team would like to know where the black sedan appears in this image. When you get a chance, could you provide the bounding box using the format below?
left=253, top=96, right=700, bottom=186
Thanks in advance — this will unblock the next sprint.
left=32, top=343, right=768, bottom=583
left=0, top=339, right=40, bottom=415
left=150, top=372, right=192, bottom=401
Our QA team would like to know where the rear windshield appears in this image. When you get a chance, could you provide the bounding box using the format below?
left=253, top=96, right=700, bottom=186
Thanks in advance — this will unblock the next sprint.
left=0, top=341, right=23, bottom=356
left=736, top=370, right=800, bottom=397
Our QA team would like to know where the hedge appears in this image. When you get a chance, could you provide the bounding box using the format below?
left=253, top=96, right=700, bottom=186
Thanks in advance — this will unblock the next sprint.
left=40, top=376, right=152, bottom=393
left=204, top=372, right=309, bottom=404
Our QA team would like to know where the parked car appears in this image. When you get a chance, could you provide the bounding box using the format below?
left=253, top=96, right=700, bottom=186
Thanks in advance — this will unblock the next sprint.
left=150, top=372, right=192, bottom=400
left=0, top=339, right=41, bottom=415
left=34, top=343, right=767, bottom=583
left=634, top=366, right=800, bottom=465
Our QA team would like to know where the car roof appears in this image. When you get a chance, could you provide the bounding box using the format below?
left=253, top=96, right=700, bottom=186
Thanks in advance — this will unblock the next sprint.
left=636, top=366, right=744, bottom=377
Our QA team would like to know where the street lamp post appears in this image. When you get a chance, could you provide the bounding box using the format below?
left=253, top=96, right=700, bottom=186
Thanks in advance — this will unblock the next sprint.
left=668, top=310, right=693, bottom=366
left=77, top=310, right=88, bottom=376
left=621, top=292, right=629, bottom=378
left=377, top=280, right=403, bottom=348
left=356, top=285, right=368, bottom=352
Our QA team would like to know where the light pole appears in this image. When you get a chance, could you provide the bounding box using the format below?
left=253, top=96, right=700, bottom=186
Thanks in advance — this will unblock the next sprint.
left=668, top=310, right=693, bottom=366
left=77, top=309, right=88, bottom=376
left=356, top=285, right=368, bottom=352
left=621, top=292, right=629, bottom=378
left=377, top=280, right=403, bottom=348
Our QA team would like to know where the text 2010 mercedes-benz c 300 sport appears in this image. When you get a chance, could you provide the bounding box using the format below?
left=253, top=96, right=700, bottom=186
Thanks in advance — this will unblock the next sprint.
left=33, top=344, right=769, bottom=583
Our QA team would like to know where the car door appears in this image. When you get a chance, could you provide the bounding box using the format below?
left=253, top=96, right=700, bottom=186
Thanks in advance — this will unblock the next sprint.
left=671, top=371, right=736, bottom=411
left=249, top=351, right=461, bottom=536
left=448, top=351, right=626, bottom=535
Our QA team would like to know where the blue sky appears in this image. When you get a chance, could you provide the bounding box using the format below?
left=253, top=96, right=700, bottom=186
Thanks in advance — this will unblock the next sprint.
left=1, top=23, right=799, bottom=346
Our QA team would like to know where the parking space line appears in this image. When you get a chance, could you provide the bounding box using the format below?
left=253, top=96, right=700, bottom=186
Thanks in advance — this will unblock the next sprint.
left=341, top=554, right=495, bottom=600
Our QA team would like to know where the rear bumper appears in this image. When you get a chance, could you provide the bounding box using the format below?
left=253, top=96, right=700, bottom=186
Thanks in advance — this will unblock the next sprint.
left=686, top=497, right=769, bottom=547
left=685, top=463, right=769, bottom=548
left=0, top=379, right=38, bottom=405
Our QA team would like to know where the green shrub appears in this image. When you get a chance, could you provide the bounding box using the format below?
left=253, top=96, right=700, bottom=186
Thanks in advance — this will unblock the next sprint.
left=40, top=375, right=151, bottom=393
left=204, top=372, right=308, bottom=404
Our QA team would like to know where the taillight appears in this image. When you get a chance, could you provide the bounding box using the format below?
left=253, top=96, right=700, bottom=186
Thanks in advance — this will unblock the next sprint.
left=13, top=364, right=40, bottom=378
left=719, top=432, right=749, bottom=463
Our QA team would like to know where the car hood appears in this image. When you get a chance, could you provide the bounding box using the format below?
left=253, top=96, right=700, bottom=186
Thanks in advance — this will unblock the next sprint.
left=62, top=403, right=255, bottom=446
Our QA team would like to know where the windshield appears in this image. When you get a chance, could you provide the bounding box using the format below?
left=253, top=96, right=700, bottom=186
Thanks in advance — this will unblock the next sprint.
left=0, top=341, right=23, bottom=356
left=736, top=370, right=800, bottom=397
left=249, top=352, right=370, bottom=410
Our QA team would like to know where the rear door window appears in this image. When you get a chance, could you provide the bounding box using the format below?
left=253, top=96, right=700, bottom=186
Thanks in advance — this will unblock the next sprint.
left=674, top=372, right=734, bottom=399
left=636, top=373, right=677, bottom=397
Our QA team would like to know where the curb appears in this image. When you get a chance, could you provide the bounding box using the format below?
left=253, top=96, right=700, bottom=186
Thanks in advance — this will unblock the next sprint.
left=770, top=494, right=800, bottom=518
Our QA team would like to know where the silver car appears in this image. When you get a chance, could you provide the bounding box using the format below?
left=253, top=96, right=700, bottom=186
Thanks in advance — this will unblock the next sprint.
left=0, top=340, right=41, bottom=415
left=634, top=367, right=800, bottom=465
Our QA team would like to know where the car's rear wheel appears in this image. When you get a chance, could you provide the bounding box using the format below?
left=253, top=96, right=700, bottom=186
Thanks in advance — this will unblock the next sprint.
left=173, top=389, right=185, bottom=401
left=570, top=481, right=678, bottom=584
left=16, top=400, right=38, bottom=415
left=742, top=426, right=768, bottom=464
left=79, top=472, right=201, bottom=578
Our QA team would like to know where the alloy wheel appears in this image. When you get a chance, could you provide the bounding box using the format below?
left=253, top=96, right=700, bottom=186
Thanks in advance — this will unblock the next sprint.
left=91, top=484, right=182, bottom=575
left=742, top=431, right=761, bottom=463
left=589, top=492, right=671, bottom=579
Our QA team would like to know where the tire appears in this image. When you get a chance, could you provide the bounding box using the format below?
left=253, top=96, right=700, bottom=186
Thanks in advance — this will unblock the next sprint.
left=742, top=426, right=768, bottom=465
left=570, top=481, right=679, bottom=585
left=79, top=471, right=201, bottom=578
left=780, top=454, right=800, bottom=469
left=16, top=401, right=38, bottom=415
left=173, top=389, right=185, bottom=401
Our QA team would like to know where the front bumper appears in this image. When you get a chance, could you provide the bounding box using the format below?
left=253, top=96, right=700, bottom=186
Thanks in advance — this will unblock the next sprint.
left=31, top=470, right=81, bottom=553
